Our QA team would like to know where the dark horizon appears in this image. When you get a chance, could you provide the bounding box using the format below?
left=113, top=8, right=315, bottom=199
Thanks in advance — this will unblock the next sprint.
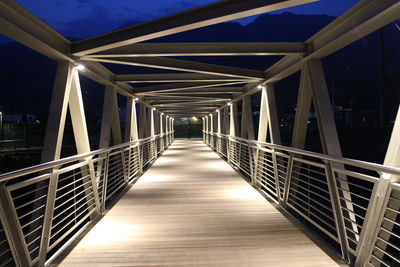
left=13, top=0, right=359, bottom=40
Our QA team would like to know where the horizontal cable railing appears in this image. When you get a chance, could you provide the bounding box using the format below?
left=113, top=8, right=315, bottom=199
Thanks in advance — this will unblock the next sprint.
left=203, top=131, right=400, bottom=266
left=0, top=132, right=174, bottom=267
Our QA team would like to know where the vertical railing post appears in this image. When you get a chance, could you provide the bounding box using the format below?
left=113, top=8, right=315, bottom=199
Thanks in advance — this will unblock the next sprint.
left=0, top=184, right=31, bottom=267
left=248, top=145, right=255, bottom=183
left=282, top=154, right=294, bottom=207
left=38, top=171, right=59, bottom=267
left=88, top=161, right=101, bottom=214
left=101, top=153, right=110, bottom=211
left=137, top=144, right=143, bottom=175
left=271, top=149, right=282, bottom=203
left=325, top=162, right=350, bottom=262
left=121, top=150, right=129, bottom=184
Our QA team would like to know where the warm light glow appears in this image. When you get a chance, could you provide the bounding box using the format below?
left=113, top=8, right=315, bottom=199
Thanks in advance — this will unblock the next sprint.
left=192, top=116, right=198, bottom=121
left=79, top=219, right=140, bottom=247
left=74, top=63, right=85, bottom=71
left=257, top=84, right=264, bottom=89
left=226, top=186, right=264, bottom=200
left=152, top=108, right=156, bottom=111
left=134, top=97, right=139, bottom=101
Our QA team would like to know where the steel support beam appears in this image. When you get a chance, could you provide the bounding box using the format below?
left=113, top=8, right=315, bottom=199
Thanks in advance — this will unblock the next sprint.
left=125, top=97, right=139, bottom=142
left=99, top=86, right=122, bottom=148
left=229, top=103, right=239, bottom=137
left=257, top=85, right=280, bottom=144
left=240, top=95, right=255, bottom=140
left=86, top=42, right=306, bottom=57
left=41, top=62, right=74, bottom=162
left=82, top=57, right=265, bottom=79
left=115, top=73, right=254, bottom=83
left=72, top=0, right=317, bottom=55
left=138, top=103, right=148, bottom=138
left=134, top=81, right=246, bottom=94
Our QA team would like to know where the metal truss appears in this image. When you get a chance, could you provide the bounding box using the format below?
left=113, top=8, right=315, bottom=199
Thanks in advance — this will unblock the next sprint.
left=0, top=0, right=400, bottom=266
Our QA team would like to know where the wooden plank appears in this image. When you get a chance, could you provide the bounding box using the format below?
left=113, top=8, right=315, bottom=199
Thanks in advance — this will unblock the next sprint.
left=56, top=140, right=342, bottom=266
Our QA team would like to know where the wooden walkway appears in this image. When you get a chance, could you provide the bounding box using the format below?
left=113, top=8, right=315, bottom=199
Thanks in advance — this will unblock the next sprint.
left=57, top=140, right=343, bottom=266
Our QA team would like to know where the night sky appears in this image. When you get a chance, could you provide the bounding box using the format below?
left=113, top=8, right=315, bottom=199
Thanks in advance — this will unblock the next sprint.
left=16, top=0, right=359, bottom=39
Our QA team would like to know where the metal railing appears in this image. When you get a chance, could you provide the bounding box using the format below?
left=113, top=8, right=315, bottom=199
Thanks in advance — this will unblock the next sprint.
left=0, top=132, right=174, bottom=267
left=204, top=131, right=400, bottom=267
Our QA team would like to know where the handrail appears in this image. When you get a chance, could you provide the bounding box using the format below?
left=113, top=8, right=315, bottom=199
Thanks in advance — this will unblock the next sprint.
left=0, top=134, right=169, bottom=182
left=205, top=131, right=400, bottom=176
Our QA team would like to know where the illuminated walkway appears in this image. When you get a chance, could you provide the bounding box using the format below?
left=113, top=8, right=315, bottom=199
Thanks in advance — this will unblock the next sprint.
left=57, top=140, right=341, bottom=266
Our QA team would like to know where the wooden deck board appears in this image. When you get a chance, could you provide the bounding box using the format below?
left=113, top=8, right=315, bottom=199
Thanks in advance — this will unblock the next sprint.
left=57, top=140, right=343, bottom=267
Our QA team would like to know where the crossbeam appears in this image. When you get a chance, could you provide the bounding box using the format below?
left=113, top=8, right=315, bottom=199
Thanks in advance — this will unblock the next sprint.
left=114, top=73, right=254, bottom=83
left=72, top=0, right=317, bottom=56
left=133, top=82, right=245, bottom=94
left=85, top=42, right=306, bottom=57
left=83, top=57, right=265, bottom=79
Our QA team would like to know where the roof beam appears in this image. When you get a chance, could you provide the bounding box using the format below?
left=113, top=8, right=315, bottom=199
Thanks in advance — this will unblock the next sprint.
left=82, top=57, right=265, bottom=79
left=142, top=93, right=233, bottom=98
left=145, top=96, right=232, bottom=101
left=86, top=42, right=306, bottom=57
left=114, top=73, right=254, bottom=83
left=154, top=102, right=221, bottom=107
left=133, top=81, right=244, bottom=94
left=144, top=87, right=243, bottom=96
left=137, top=87, right=243, bottom=95
left=151, top=100, right=227, bottom=105
left=72, top=0, right=318, bottom=56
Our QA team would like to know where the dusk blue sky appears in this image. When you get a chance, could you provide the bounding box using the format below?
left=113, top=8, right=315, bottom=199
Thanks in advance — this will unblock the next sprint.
left=16, top=0, right=360, bottom=39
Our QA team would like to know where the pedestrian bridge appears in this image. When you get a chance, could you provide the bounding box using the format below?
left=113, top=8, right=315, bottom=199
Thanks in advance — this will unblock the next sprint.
left=0, top=0, right=400, bottom=266
left=1, top=133, right=400, bottom=267
left=56, top=140, right=339, bottom=266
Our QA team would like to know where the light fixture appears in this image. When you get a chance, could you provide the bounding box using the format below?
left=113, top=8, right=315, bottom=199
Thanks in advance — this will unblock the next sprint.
left=152, top=108, right=156, bottom=111
left=192, top=116, right=198, bottom=121
left=74, top=63, right=85, bottom=71
left=228, top=103, right=233, bottom=106
left=134, top=97, right=139, bottom=101
left=161, top=112, right=164, bottom=115
left=257, top=84, right=264, bottom=89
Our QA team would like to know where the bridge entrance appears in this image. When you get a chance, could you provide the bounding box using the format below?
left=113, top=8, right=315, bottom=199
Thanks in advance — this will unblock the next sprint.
left=173, top=117, right=202, bottom=139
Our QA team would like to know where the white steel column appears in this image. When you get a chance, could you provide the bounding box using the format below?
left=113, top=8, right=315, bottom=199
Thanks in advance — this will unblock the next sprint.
left=257, top=84, right=281, bottom=144
left=41, top=62, right=74, bottom=162
left=222, top=107, right=229, bottom=134
left=125, top=97, right=139, bottom=142
left=229, top=103, right=239, bottom=137
left=291, top=65, right=313, bottom=149
left=159, top=113, right=164, bottom=135
left=150, top=108, right=155, bottom=136
left=138, top=103, right=148, bottom=138
left=69, top=69, right=91, bottom=154
left=99, top=86, right=122, bottom=148
left=306, top=59, right=351, bottom=261
left=217, top=110, right=222, bottom=135
left=241, top=95, right=255, bottom=140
